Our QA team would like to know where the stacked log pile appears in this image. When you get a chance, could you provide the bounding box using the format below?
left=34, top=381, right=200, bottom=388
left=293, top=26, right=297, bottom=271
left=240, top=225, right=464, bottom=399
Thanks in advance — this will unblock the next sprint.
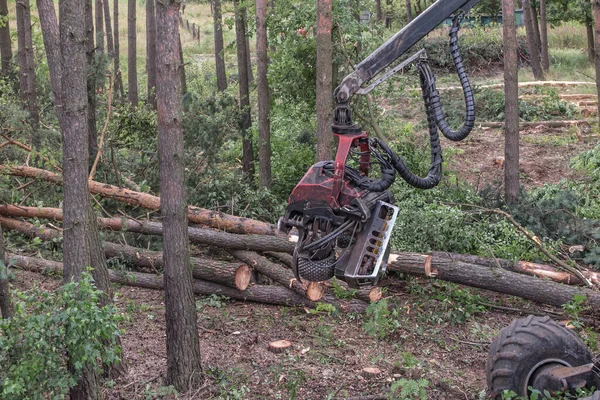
left=1, top=164, right=599, bottom=312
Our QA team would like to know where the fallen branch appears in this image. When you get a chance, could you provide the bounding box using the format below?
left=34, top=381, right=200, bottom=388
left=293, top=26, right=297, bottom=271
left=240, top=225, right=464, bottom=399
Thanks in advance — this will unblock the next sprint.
left=89, top=74, right=114, bottom=181
left=0, top=134, right=62, bottom=171
left=0, top=165, right=277, bottom=235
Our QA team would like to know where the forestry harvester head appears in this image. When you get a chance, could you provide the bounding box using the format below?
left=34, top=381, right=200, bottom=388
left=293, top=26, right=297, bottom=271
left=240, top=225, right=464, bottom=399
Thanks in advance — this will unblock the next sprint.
left=279, top=0, right=481, bottom=288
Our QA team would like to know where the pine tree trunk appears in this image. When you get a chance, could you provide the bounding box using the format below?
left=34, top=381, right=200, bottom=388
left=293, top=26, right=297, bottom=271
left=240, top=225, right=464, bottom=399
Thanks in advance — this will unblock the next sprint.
left=375, top=0, right=382, bottom=22
left=256, top=0, right=271, bottom=188
left=521, top=0, right=544, bottom=80
left=36, top=0, right=62, bottom=104
left=503, top=0, right=519, bottom=204
left=16, top=0, right=40, bottom=142
left=234, top=0, right=254, bottom=180
left=96, top=0, right=104, bottom=53
left=146, top=0, right=157, bottom=108
left=243, top=6, right=253, bottom=84
left=156, top=0, right=203, bottom=391
left=593, top=0, right=600, bottom=125
left=0, top=0, right=12, bottom=75
left=539, top=0, right=549, bottom=71
left=86, top=0, right=98, bottom=159
left=114, top=0, right=125, bottom=99
left=587, top=16, right=595, bottom=65
left=103, top=0, right=114, bottom=58
left=128, top=0, right=138, bottom=105
left=178, top=30, right=186, bottom=96
left=405, top=0, right=412, bottom=23
left=0, top=225, right=14, bottom=319
left=531, top=4, right=542, bottom=53
left=316, top=0, right=333, bottom=161
left=213, top=0, right=227, bottom=91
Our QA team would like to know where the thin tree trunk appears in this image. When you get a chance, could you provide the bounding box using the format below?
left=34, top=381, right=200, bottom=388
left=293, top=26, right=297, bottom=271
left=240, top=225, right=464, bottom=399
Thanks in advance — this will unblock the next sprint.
left=213, top=0, right=227, bottom=91
left=0, top=225, right=14, bottom=319
left=531, top=3, right=542, bottom=53
left=16, top=0, right=40, bottom=142
left=243, top=6, right=253, bottom=84
left=0, top=0, right=12, bottom=75
left=128, top=0, right=138, bottom=105
left=178, top=30, right=186, bottom=97
left=503, top=0, right=519, bottom=204
left=316, top=0, right=333, bottom=161
left=36, top=0, right=62, bottom=104
left=256, top=0, right=271, bottom=188
left=114, top=0, right=125, bottom=99
left=234, top=0, right=254, bottom=180
left=86, top=0, right=98, bottom=160
left=405, top=0, right=412, bottom=23
left=521, top=0, right=544, bottom=80
left=539, top=0, right=549, bottom=71
left=146, top=0, right=157, bottom=108
left=587, top=16, right=595, bottom=65
left=594, top=0, right=600, bottom=125
left=103, top=0, right=114, bottom=58
left=96, top=0, right=104, bottom=52
left=375, top=0, right=382, bottom=22
left=156, top=0, right=203, bottom=391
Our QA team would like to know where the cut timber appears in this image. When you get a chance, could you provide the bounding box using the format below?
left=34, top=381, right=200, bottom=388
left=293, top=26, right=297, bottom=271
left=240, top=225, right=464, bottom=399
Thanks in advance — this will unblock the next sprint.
left=361, top=367, right=382, bottom=378
left=477, top=120, right=589, bottom=129
left=0, top=166, right=277, bottom=235
left=387, top=252, right=600, bottom=308
left=306, top=282, right=325, bottom=301
left=0, top=207, right=294, bottom=253
left=268, top=340, right=292, bottom=353
left=368, top=287, right=383, bottom=302
left=5, top=253, right=320, bottom=308
left=438, top=81, right=596, bottom=91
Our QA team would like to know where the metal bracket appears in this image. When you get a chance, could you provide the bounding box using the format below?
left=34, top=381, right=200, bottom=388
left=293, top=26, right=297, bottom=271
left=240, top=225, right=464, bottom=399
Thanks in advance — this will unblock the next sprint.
left=356, top=49, right=426, bottom=95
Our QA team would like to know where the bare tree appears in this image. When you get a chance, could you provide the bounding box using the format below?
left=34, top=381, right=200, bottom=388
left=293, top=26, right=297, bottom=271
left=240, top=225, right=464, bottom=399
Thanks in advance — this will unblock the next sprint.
left=375, top=0, right=382, bottom=22
left=0, top=225, right=14, bottom=319
left=503, top=0, right=519, bottom=203
left=128, top=0, right=138, bottom=104
left=521, top=0, right=544, bottom=80
left=256, top=0, right=271, bottom=188
left=36, top=0, right=62, bottom=103
left=0, top=0, right=12, bottom=75
left=86, top=0, right=98, bottom=158
left=213, top=0, right=227, bottom=91
left=96, top=0, right=104, bottom=53
left=156, top=0, right=203, bottom=390
left=146, top=0, right=157, bottom=108
left=114, top=0, right=125, bottom=98
left=316, top=0, right=333, bottom=161
left=593, top=0, right=600, bottom=125
left=103, top=0, right=114, bottom=58
left=234, top=0, right=254, bottom=180
left=539, top=0, right=549, bottom=71
left=16, top=0, right=40, bottom=141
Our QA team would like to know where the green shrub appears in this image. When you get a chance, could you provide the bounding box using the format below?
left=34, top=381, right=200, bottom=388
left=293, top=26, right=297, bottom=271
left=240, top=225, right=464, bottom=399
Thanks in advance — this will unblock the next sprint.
left=0, top=273, right=123, bottom=400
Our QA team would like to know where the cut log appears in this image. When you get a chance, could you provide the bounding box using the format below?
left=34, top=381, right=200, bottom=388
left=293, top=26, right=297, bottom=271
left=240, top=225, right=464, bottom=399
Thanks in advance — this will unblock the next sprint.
left=387, top=252, right=600, bottom=308
left=231, top=250, right=368, bottom=313
left=477, top=120, right=589, bottom=129
left=0, top=208, right=294, bottom=253
left=268, top=340, right=292, bottom=353
left=0, top=166, right=277, bottom=235
left=306, top=282, right=325, bottom=301
left=5, top=253, right=320, bottom=308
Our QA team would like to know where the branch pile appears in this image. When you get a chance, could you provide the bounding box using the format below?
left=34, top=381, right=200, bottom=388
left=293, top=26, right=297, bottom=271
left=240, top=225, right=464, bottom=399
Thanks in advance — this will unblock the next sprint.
left=2, top=165, right=599, bottom=313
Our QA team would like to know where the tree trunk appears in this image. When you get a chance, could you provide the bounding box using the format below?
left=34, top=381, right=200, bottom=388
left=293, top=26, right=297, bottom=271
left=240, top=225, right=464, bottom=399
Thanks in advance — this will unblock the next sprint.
left=86, top=0, right=98, bottom=159
left=386, top=0, right=392, bottom=27
left=256, top=0, right=272, bottom=188
left=0, top=225, right=14, bottom=319
left=0, top=166, right=278, bottom=235
left=128, top=0, right=138, bottom=105
left=212, top=0, right=227, bottom=91
left=521, top=0, right=544, bottom=80
left=386, top=253, right=600, bottom=309
left=16, top=0, right=40, bottom=142
left=0, top=0, right=12, bottom=75
left=113, top=0, right=124, bottom=99
left=243, top=6, right=253, bottom=84
left=103, top=0, right=114, bottom=58
left=587, top=16, right=596, bottom=65
left=59, top=0, right=100, bottom=396
left=178, top=30, right=186, bottom=96
left=234, top=0, right=254, bottom=180
left=146, top=0, right=157, bottom=108
left=316, top=0, right=333, bottom=161
left=156, top=0, right=203, bottom=391
left=375, top=0, right=382, bottom=22
left=405, top=0, right=412, bottom=23
left=530, top=3, right=542, bottom=54
left=96, top=0, right=104, bottom=53
left=36, top=0, right=62, bottom=104
left=593, top=0, right=600, bottom=125
left=539, top=0, right=549, bottom=71
left=503, top=0, right=519, bottom=204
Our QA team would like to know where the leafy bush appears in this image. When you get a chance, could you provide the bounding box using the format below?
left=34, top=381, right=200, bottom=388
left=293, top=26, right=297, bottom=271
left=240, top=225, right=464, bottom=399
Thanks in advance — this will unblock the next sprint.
left=0, top=273, right=123, bottom=399
left=571, top=142, right=600, bottom=181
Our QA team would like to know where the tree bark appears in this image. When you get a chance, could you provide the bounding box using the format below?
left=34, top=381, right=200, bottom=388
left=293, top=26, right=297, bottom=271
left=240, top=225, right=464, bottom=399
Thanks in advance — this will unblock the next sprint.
left=521, top=0, right=544, bottom=80
left=156, top=0, right=203, bottom=390
left=96, top=0, right=105, bottom=53
left=103, top=0, right=114, bottom=58
left=212, top=0, right=227, bottom=91
left=502, top=0, right=519, bottom=204
left=178, top=30, right=186, bottom=97
left=146, top=0, right=157, bottom=108
left=405, top=0, right=412, bottom=23
left=593, top=0, right=600, bottom=125
left=530, top=3, right=542, bottom=55
left=587, top=16, right=595, bottom=65
left=16, top=0, right=40, bottom=141
left=86, top=0, right=98, bottom=159
left=316, top=0, right=333, bottom=161
left=128, top=0, right=138, bottom=105
left=375, top=0, right=382, bottom=22
left=234, top=0, right=254, bottom=180
left=256, top=0, right=272, bottom=188
left=0, top=225, right=14, bottom=319
left=386, top=253, right=600, bottom=309
left=243, top=6, right=253, bottom=84
left=113, top=0, right=125, bottom=99
left=0, top=166, right=278, bottom=235
left=539, top=0, right=549, bottom=71
left=36, top=0, right=62, bottom=104
left=0, top=0, right=12, bottom=75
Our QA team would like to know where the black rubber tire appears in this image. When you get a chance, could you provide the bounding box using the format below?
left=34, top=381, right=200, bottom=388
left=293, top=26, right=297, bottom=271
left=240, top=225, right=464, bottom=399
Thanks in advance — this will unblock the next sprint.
left=486, top=315, right=594, bottom=399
